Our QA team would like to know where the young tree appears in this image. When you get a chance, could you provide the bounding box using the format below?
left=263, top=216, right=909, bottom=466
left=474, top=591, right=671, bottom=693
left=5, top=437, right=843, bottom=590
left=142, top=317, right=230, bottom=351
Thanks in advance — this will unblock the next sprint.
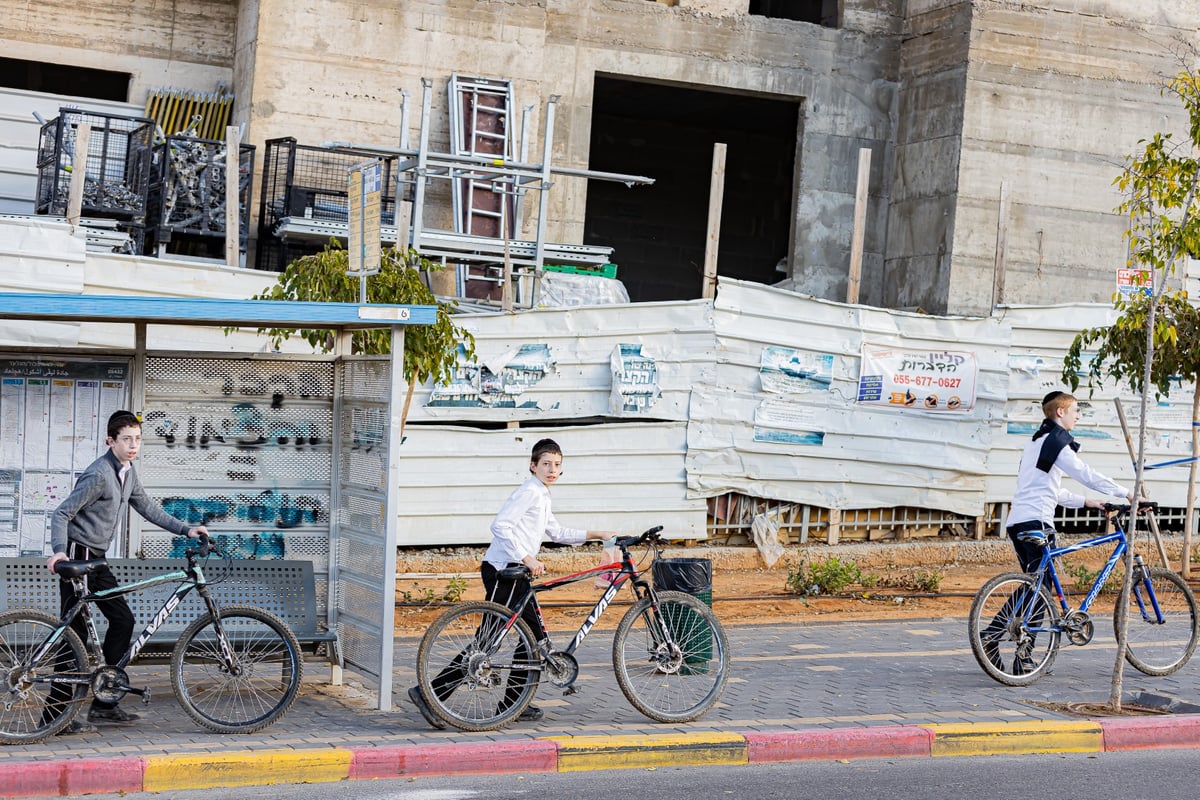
left=244, top=241, right=476, bottom=437
left=1061, top=67, right=1200, bottom=710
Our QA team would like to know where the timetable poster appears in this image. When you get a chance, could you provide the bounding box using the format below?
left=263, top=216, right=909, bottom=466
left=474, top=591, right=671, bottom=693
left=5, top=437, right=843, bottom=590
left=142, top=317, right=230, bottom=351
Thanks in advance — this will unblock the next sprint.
left=0, top=359, right=128, bottom=556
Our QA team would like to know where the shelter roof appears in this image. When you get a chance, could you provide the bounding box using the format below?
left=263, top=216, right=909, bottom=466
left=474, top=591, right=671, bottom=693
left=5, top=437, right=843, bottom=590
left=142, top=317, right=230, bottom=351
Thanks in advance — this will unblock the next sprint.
left=0, top=293, right=436, bottom=329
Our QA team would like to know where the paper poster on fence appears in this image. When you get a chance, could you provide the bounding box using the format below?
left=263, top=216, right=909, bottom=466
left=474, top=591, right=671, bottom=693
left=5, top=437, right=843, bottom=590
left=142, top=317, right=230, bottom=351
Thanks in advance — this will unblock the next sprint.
left=856, top=344, right=977, bottom=413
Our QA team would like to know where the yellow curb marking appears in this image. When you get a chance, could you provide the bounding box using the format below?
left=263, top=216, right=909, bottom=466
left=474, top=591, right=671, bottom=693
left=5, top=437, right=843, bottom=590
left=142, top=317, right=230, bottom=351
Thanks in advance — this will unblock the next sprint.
left=143, top=749, right=353, bottom=792
left=545, top=732, right=748, bottom=772
left=927, top=721, right=1103, bottom=757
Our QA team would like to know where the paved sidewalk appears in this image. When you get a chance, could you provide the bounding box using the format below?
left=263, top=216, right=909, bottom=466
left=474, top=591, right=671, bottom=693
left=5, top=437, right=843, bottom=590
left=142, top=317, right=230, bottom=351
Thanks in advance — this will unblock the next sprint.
left=4, top=616, right=1200, bottom=796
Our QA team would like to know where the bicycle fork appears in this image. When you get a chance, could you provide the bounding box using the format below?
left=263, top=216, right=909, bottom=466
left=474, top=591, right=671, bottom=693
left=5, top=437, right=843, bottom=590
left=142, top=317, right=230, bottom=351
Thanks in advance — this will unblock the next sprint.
left=1130, top=555, right=1166, bottom=625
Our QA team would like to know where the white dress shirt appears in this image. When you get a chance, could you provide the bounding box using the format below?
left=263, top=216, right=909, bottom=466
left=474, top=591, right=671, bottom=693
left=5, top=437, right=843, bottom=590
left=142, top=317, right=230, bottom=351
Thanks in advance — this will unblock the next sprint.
left=1007, top=425, right=1129, bottom=526
left=483, top=476, right=587, bottom=569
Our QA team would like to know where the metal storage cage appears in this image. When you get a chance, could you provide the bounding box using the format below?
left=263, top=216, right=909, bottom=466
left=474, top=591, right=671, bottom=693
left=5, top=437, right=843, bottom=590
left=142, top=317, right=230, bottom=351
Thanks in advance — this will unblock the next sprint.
left=145, top=134, right=256, bottom=259
left=34, top=107, right=155, bottom=225
left=255, top=137, right=398, bottom=271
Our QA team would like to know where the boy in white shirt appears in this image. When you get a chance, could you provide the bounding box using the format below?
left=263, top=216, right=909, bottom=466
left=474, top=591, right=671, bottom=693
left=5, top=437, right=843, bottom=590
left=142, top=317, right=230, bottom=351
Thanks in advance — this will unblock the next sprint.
left=408, top=438, right=615, bottom=728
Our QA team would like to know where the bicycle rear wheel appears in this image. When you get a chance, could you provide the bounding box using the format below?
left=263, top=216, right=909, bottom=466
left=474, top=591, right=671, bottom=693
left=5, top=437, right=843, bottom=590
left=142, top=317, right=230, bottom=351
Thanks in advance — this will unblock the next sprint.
left=0, top=610, right=89, bottom=744
left=967, top=572, right=1061, bottom=686
left=416, top=600, right=539, bottom=732
left=612, top=590, right=729, bottom=723
left=171, top=605, right=303, bottom=734
left=1121, top=567, right=1199, bottom=676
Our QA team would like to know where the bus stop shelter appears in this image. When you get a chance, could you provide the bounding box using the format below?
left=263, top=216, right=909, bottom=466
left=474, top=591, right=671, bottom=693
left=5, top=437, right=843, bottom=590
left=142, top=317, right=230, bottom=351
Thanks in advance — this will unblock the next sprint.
left=0, top=291, right=435, bottom=711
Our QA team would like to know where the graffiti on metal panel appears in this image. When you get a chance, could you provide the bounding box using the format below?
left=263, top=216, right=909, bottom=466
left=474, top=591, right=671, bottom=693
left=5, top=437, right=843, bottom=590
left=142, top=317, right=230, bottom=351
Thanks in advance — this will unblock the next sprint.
left=142, top=405, right=323, bottom=451
left=427, top=344, right=555, bottom=408
left=167, top=532, right=285, bottom=559
left=160, top=489, right=327, bottom=529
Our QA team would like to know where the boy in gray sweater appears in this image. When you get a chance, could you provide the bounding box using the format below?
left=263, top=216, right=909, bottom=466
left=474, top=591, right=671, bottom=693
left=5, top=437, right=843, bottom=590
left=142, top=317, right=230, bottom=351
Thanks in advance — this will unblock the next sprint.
left=45, top=410, right=207, bottom=733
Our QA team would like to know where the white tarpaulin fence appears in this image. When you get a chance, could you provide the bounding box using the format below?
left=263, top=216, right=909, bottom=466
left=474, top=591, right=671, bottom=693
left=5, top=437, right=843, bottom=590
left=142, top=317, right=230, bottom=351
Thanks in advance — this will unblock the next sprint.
left=395, top=277, right=1195, bottom=545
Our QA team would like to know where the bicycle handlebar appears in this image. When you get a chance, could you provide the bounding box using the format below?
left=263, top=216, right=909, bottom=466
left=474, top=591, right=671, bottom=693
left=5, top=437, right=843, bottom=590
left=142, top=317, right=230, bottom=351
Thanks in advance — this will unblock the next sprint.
left=183, top=531, right=221, bottom=559
left=1102, top=500, right=1158, bottom=515
left=613, top=525, right=665, bottom=551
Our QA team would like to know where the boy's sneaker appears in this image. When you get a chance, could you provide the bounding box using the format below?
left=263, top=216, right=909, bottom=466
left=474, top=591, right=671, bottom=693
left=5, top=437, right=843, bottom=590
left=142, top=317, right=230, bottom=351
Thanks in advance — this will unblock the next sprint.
left=87, top=705, right=139, bottom=725
left=407, top=686, right=447, bottom=730
left=517, top=704, right=544, bottom=722
left=57, top=719, right=97, bottom=735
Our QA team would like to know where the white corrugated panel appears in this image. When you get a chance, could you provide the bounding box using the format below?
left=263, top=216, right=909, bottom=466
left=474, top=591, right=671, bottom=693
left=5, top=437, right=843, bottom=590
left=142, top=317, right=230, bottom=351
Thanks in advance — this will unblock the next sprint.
left=687, top=280, right=1011, bottom=516
left=394, top=422, right=706, bottom=546
left=0, top=87, right=143, bottom=215
left=995, top=303, right=1191, bottom=508
left=406, top=300, right=715, bottom=423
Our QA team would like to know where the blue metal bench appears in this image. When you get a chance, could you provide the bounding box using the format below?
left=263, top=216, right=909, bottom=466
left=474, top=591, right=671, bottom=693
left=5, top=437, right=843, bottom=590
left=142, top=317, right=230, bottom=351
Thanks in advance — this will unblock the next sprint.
left=0, top=558, right=340, bottom=676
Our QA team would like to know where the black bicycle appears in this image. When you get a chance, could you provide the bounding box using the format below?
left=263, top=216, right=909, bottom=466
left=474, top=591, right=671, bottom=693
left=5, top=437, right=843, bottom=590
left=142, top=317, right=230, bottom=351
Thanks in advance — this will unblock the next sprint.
left=415, top=526, right=730, bottom=731
left=0, top=533, right=303, bottom=743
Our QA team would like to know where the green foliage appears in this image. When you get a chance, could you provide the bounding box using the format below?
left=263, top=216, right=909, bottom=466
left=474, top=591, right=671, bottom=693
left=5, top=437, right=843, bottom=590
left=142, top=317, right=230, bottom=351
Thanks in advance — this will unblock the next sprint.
left=398, top=576, right=469, bottom=606
left=1063, top=560, right=1118, bottom=594
left=1061, top=69, right=1200, bottom=398
left=786, top=556, right=864, bottom=596
left=242, top=240, right=476, bottom=389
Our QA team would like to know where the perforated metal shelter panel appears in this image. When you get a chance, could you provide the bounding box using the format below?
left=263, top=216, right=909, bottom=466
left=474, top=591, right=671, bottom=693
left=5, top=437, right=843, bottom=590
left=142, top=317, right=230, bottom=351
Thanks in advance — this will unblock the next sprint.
left=0, top=558, right=321, bottom=641
left=140, top=356, right=336, bottom=617
left=333, top=358, right=391, bottom=683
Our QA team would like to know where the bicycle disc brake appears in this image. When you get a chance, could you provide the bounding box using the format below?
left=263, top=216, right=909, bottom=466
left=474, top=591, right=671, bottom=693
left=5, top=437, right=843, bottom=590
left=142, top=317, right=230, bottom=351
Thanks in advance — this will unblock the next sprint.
left=1061, top=610, right=1094, bottom=646
left=543, top=650, right=579, bottom=689
left=91, top=666, right=130, bottom=705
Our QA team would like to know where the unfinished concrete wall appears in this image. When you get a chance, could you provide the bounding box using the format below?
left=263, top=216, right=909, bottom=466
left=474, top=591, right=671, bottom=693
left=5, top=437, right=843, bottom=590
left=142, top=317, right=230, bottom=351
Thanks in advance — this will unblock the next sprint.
left=946, top=0, right=1200, bottom=316
left=2, top=0, right=236, bottom=102
left=883, top=0, right=972, bottom=314
left=231, top=0, right=901, bottom=293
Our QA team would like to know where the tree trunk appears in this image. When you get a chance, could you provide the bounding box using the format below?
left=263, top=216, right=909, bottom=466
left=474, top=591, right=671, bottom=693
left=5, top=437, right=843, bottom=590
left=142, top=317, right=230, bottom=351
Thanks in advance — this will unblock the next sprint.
left=1185, top=388, right=1199, bottom=580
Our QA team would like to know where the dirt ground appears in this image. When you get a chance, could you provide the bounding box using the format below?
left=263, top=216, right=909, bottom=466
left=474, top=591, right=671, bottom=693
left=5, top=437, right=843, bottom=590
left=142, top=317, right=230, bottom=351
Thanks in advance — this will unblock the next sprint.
left=393, top=549, right=1004, bottom=637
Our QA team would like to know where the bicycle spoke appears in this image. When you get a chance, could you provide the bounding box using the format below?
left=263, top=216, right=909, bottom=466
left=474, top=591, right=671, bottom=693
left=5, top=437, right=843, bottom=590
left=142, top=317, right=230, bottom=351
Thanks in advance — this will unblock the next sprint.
left=0, top=611, right=89, bottom=744
left=613, top=591, right=728, bottom=723
left=968, top=572, right=1060, bottom=686
left=1122, top=567, right=1199, bottom=676
left=171, top=606, right=302, bottom=734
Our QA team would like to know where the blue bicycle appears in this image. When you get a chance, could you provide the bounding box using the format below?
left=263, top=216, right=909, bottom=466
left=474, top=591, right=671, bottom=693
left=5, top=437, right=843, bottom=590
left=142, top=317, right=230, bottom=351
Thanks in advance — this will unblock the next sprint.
left=968, top=502, right=1199, bottom=686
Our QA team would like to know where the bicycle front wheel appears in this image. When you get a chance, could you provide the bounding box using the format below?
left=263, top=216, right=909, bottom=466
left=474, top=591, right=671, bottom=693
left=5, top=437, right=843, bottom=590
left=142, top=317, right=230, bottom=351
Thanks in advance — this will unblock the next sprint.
left=968, top=572, right=1061, bottom=686
left=416, top=600, right=540, bottom=732
left=171, top=605, right=303, bottom=734
left=0, top=610, right=89, bottom=744
left=612, top=590, right=729, bottom=723
left=1121, top=567, right=1199, bottom=676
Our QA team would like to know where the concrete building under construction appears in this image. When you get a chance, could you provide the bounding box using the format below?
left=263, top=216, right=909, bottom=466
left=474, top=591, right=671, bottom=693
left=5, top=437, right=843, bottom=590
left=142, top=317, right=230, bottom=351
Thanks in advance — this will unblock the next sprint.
left=0, top=0, right=1195, bottom=315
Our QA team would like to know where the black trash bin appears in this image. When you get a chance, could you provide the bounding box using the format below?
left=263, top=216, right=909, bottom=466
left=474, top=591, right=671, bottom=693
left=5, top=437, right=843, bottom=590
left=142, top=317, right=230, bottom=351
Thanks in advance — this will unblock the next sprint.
left=651, top=557, right=714, bottom=673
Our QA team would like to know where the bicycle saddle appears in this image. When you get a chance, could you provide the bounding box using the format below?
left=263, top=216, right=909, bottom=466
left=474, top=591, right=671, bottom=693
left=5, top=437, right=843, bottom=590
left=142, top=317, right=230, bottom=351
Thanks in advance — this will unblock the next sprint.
left=499, top=565, right=532, bottom=580
left=54, top=558, right=108, bottom=578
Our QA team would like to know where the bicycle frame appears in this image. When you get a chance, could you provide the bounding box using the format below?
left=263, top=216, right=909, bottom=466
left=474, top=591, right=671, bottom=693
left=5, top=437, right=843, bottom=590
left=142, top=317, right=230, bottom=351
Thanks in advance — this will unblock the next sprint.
left=489, top=552, right=656, bottom=659
left=1023, top=522, right=1166, bottom=633
left=27, top=561, right=220, bottom=685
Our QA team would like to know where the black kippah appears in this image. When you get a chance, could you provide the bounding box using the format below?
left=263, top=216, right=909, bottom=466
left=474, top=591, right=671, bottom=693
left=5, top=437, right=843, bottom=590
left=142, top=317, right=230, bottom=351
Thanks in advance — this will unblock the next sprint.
left=1042, top=390, right=1065, bottom=407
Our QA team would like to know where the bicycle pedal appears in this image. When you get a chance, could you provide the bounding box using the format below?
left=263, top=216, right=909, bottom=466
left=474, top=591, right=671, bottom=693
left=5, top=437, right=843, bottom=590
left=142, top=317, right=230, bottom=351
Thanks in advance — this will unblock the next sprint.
left=562, top=686, right=578, bottom=697
left=139, top=688, right=152, bottom=704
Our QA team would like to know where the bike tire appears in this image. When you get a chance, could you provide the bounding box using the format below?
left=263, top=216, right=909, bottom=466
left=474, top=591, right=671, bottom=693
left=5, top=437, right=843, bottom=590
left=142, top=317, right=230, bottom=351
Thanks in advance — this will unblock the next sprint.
left=967, top=572, right=1061, bottom=686
left=612, top=590, right=729, bottom=723
left=415, top=600, right=539, bottom=732
left=0, top=609, right=89, bottom=744
left=1121, top=566, right=1199, bottom=676
left=171, top=605, right=303, bottom=734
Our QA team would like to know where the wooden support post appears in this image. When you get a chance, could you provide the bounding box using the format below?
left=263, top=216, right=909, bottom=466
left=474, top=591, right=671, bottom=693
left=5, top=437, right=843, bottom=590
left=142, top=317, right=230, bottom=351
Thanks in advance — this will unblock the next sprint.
left=1113, top=398, right=1171, bottom=568
left=827, top=508, right=841, bottom=546
left=66, top=123, right=91, bottom=229
left=992, top=181, right=1010, bottom=308
left=225, top=125, right=241, bottom=267
left=847, top=147, right=871, bottom=304
left=974, top=514, right=986, bottom=540
left=701, top=143, right=727, bottom=300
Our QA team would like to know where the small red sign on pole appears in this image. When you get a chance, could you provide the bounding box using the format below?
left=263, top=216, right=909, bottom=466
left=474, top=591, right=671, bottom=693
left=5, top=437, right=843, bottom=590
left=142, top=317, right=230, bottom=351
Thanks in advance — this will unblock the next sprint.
left=1116, top=268, right=1152, bottom=297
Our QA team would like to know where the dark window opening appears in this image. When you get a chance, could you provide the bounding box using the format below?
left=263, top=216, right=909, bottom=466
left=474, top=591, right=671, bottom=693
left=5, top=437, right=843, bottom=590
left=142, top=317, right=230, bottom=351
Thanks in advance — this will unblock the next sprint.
left=749, top=0, right=839, bottom=26
left=586, top=76, right=799, bottom=303
left=0, top=57, right=130, bottom=102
